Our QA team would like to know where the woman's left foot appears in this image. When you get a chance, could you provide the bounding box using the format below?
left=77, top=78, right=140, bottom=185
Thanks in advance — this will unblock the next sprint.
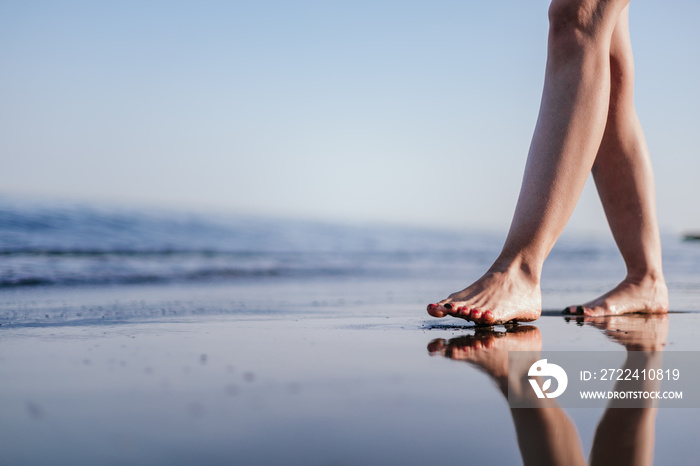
left=563, top=276, right=668, bottom=316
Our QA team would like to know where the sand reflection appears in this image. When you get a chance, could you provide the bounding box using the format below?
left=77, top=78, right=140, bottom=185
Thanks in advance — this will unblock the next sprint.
left=428, top=314, right=668, bottom=466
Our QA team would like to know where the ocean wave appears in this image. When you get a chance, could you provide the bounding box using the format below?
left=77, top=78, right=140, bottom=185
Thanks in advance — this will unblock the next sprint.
left=0, top=248, right=272, bottom=257
left=0, top=265, right=359, bottom=288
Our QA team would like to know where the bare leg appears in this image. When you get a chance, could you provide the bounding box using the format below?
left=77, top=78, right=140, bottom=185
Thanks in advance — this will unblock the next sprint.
left=428, top=0, right=632, bottom=324
left=564, top=7, right=668, bottom=316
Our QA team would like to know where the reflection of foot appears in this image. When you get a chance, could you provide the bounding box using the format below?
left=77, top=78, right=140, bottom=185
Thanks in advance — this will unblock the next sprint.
left=427, top=325, right=542, bottom=390
left=427, top=268, right=542, bottom=325
left=563, top=276, right=669, bottom=317
left=581, top=313, right=668, bottom=351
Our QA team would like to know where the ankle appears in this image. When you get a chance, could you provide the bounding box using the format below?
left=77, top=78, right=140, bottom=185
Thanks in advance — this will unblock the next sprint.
left=489, top=254, right=542, bottom=286
left=624, top=269, right=666, bottom=286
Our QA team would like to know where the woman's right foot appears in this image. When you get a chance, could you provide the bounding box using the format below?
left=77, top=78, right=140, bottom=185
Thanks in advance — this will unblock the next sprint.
left=427, top=264, right=542, bottom=325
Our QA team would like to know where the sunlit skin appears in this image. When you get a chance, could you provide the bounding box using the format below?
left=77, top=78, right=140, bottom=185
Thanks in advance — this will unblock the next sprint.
left=427, top=0, right=668, bottom=325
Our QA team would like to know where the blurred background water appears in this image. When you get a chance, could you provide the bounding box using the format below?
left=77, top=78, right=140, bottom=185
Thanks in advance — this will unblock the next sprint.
left=0, top=197, right=498, bottom=288
left=1, top=197, right=698, bottom=299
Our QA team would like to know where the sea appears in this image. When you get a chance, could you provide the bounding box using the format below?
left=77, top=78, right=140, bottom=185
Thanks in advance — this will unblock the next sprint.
left=1, top=196, right=699, bottom=309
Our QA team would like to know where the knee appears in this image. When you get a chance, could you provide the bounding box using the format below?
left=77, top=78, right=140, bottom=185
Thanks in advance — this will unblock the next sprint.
left=548, top=0, right=596, bottom=34
left=547, top=0, right=601, bottom=52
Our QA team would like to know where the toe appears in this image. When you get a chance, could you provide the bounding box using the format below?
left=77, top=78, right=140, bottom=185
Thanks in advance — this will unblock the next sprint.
left=470, top=309, right=482, bottom=320
left=481, top=310, right=496, bottom=324
left=448, top=305, right=471, bottom=321
left=427, top=303, right=447, bottom=318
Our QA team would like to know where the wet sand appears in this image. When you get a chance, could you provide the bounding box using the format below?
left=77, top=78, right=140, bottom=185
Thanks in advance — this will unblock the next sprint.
left=1, top=277, right=700, bottom=465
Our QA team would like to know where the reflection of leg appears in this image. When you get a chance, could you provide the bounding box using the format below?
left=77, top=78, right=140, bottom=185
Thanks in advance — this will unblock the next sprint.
left=428, top=0, right=632, bottom=325
left=565, top=6, right=668, bottom=317
left=590, top=352, right=662, bottom=466
left=511, top=409, right=586, bottom=466
left=585, top=314, right=667, bottom=466
left=428, top=326, right=585, bottom=466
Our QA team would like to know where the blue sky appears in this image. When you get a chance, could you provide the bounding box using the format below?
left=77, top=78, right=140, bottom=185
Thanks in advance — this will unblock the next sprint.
left=1, top=0, right=698, bottom=234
